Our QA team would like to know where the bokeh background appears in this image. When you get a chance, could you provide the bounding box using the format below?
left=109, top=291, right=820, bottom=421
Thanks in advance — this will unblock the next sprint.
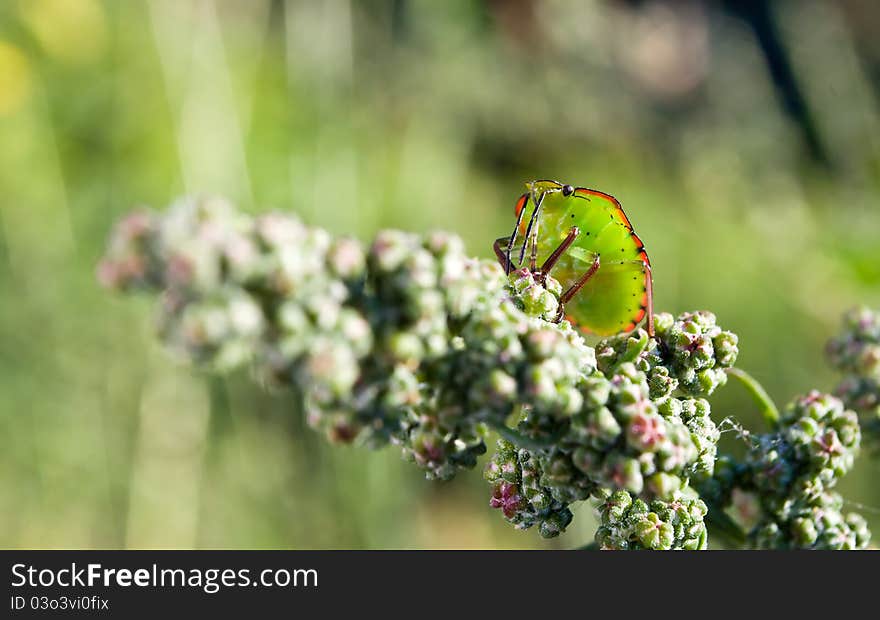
left=1, top=0, right=879, bottom=549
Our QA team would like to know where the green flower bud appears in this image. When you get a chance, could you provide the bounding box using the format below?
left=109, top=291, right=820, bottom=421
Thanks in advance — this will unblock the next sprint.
left=646, top=473, right=682, bottom=499
left=634, top=512, right=675, bottom=549
left=327, top=237, right=366, bottom=280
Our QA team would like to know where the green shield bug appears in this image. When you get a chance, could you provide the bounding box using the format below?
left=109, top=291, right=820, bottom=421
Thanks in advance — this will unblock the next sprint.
left=494, top=180, right=653, bottom=336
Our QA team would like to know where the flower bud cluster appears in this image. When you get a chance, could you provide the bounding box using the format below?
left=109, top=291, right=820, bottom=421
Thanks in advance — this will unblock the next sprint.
left=378, top=260, right=600, bottom=479
left=556, top=362, right=715, bottom=498
left=484, top=310, right=731, bottom=542
left=596, top=311, right=738, bottom=400
left=827, top=306, right=880, bottom=379
left=827, top=306, right=880, bottom=453
left=726, top=391, right=869, bottom=549
left=749, top=490, right=870, bottom=550
left=484, top=439, right=580, bottom=538
left=594, top=488, right=708, bottom=550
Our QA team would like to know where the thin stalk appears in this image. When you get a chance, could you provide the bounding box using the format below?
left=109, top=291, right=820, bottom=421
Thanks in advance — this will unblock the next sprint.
left=725, top=367, right=780, bottom=427
left=490, top=421, right=558, bottom=452
left=705, top=504, right=748, bottom=549
left=196, top=375, right=231, bottom=548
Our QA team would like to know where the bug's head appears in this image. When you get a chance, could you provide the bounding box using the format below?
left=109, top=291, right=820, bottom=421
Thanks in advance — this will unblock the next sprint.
left=527, top=180, right=570, bottom=196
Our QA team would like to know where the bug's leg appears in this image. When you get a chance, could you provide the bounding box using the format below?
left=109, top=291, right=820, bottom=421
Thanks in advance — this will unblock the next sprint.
left=504, top=193, right=529, bottom=275
left=539, top=226, right=580, bottom=279
left=529, top=220, right=539, bottom=272
left=553, top=301, right=566, bottom=324
left=518, top=190, right=545, bottom=269
left=493, top=236, right=514, bottom=273
left=553, top=254, right=601, bottom=323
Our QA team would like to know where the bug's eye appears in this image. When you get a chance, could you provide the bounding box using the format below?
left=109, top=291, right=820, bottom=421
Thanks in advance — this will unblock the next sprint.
left=562, top=184, right=574, bottom=196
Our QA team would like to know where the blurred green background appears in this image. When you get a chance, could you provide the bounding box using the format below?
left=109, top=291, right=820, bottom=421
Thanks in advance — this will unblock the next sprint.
left=1, top=0, right=879, bottom=549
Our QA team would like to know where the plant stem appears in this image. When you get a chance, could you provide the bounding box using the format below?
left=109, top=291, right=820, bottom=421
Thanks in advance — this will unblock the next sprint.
left=705, top=504, right=748, bottom=549
left=725, top=367, right=780, bottom=427
left=196, top=375, right=231, bottom=548
left=489, top=421, right=558, bottom=452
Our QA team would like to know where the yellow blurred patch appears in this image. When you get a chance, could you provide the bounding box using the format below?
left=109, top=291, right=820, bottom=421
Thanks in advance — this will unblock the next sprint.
left=0, top=41, right=32, bottom=116
left=19, top=0, right=107, bottom=64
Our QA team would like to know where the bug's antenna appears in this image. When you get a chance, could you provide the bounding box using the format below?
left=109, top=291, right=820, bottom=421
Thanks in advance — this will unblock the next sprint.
left=504, top=193, right=529, bottom=275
